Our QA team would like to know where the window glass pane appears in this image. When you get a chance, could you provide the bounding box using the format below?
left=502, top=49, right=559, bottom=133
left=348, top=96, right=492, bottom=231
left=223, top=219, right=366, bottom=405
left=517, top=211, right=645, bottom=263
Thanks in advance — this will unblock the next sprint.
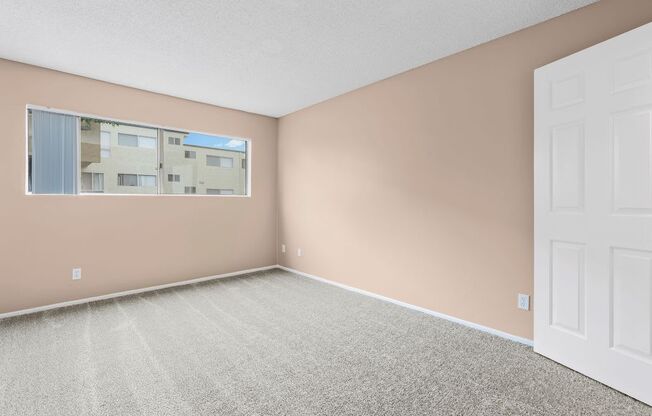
left=138, top=136, right=156, bottom=149
left=100, top=131, right=110, bottom=146
left=100, top=131, right=111, bottom=158
left=206, top=188, right=234, bottom=195
left=221, top=157, right=233, bottom=168
left=118, top=173, right=138, bottom=186
left=117, top=133, right=138, bottom=147
left=206, top=155, right=219, bottom=167
left=139, top=175, right=156, bottom=187
left=161, top=131, right=247, bottom=195
left=81, top=172, right=92, bottom=192
left=93, top=173, right=104, bottom=192
left=82, top=118, right=158, bottom=194
left=81, top=172, right=104, bottom=193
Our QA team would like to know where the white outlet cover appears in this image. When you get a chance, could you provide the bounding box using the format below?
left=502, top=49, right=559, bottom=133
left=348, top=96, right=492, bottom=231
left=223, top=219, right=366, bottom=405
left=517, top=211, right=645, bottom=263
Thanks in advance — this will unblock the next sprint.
left=72, top=268, right=82, bottom=280
left=281, top=244, right=286, bottom=253
left=518, top=294, right=530, bottom=311
left=297, top=248, right=303, bottom=257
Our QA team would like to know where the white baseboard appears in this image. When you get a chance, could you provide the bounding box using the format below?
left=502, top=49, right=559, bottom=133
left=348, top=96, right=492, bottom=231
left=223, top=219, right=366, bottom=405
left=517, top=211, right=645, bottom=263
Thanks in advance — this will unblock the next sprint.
left=277, top=265, right=534, bottom=347
left=0, top=265, right=277, bottom=320
left=1, top=264, right=534, bottom=347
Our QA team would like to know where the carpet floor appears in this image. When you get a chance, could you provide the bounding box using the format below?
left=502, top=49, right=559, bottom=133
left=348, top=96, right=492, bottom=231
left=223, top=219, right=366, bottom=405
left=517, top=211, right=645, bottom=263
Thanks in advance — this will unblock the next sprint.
left=0, top=268, right=650, bottom=416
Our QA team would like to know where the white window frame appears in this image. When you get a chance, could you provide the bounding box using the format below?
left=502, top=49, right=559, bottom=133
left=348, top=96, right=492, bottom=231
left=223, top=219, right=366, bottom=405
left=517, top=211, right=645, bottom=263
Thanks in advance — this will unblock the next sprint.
left=25, top=105, right=252, bottom=197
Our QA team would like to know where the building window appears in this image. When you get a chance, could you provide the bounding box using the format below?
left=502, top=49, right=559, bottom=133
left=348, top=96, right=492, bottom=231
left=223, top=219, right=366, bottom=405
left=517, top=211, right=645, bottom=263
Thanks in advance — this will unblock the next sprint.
left=206, top=188, right=234, bottom=195
left=206, top=155, right=234, bottom=168
left=118, top=133, right=156, bottom=149
left=117, top=133, right=138, bottom=147
left=139, top=175, right=157, bottom=187
left=118, top=173, right=138, bottom=187
left=81, top=172, right=104, bottom=193
left=27, top=108, right=249, bottom=196
left=118, top=174, right=156, bottom=187
left=138, top=136, right=156, bottom=149
left=100, top=131, right=111, bottom=158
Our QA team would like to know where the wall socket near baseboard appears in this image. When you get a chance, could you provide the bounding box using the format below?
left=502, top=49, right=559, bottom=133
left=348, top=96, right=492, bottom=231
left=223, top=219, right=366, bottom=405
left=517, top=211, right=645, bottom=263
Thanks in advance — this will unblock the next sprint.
left=281, top=244, right=286, bottom=253
left=297, top=248, right=303, bottom=257
left=517, top=294, right=529, bottom=311
left=72, top=268, right=82, bottom=280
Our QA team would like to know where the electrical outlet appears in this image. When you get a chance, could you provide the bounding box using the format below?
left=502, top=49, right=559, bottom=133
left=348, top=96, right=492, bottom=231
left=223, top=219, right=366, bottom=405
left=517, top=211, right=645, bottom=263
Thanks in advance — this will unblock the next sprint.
left=72, top=268, right=82, bottom=280
left=518, top=294, right=530, bottom=311
left=281, top=244, right=286, bottom=253
left=297, top=248, right=303, bottom=257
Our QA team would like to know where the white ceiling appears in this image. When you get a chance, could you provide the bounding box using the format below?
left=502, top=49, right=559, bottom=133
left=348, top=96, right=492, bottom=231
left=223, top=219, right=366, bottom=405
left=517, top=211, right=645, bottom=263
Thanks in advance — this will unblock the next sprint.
left=0, top=0, right=596, bottom=117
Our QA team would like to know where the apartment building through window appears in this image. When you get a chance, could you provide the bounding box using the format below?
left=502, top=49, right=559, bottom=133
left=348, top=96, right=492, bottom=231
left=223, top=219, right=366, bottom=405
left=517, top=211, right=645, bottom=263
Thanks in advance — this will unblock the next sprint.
left=27, top=108, right=249, bottom=196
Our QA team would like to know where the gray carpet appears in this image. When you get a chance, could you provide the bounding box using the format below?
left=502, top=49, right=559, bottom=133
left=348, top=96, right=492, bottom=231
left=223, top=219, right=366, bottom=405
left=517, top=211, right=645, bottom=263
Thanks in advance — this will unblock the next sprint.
left=0, top=269, right=649, bottom=416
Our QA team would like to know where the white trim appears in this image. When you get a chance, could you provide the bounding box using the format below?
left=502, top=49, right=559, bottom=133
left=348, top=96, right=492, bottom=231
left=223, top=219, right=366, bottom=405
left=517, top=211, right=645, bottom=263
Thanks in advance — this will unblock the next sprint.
left=0, top=265, right=276, bottom=320
left=1, top=264, right=534, bottom=347
left=278, top=265, right=534, bottom=347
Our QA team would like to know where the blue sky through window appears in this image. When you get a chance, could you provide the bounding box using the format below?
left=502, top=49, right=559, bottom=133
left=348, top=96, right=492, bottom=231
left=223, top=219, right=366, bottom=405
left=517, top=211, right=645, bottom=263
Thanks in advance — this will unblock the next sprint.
left=183, top=132, right=246, bottom=152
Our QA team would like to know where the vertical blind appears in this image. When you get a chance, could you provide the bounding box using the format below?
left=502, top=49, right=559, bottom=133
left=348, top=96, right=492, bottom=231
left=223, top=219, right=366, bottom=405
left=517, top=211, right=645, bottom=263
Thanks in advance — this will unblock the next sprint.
left=31, top=110, right=78, bottom=194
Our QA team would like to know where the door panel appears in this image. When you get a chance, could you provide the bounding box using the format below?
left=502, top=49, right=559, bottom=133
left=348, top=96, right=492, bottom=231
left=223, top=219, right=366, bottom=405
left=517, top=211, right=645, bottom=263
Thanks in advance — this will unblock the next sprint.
left=535, top=22, right=652, bottom=406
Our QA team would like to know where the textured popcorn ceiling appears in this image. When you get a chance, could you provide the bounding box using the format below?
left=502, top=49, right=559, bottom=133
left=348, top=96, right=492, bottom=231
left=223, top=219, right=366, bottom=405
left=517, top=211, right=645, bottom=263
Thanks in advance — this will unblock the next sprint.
left=0, top=0, right=596, bottom=117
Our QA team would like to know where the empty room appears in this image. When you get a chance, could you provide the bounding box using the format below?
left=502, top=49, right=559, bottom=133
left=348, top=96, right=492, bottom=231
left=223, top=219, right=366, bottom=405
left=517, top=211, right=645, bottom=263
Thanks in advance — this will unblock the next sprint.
left=1, top=0, right=652, bottom=414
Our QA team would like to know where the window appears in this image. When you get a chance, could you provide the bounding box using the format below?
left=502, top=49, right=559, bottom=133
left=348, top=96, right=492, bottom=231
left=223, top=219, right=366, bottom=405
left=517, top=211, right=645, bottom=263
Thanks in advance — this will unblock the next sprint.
left=206, top=155, right=233, bottom=168
left=206, top=189, right=234, bottom=195
left=100, top=131, right=111, bottom=158
left=138, top=136, right=156, bottom=149
left=118, top=173, right=138, bottom=187
left=118, top=174, right=156, bottom=187
left=161, top=130, right=247, bottom=195
left=27, top=108, right=249, bottom=196
left=81, top=118, right=158, bottom=194
left=118, top=133, right=138, bottom=147
left=139, top=175, right=157, bottom=187
left=118, top=133, right=156, bottom=149
left=81, top=172, right=104, bottom=193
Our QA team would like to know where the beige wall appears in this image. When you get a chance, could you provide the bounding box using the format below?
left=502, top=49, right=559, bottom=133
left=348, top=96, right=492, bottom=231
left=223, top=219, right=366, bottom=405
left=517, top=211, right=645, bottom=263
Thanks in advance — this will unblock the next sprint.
left=0, top=58, right=277, bottom=314
left=277, top=0, right=652, bottom=340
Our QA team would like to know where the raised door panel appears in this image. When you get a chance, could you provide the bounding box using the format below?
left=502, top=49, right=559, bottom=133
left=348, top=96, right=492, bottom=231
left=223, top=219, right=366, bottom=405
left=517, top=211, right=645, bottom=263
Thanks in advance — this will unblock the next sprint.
left=550, top=241, right=586, bottom=337
left=611, top=248, right=652, bottom=361
left=551, top=122, right=585, bottom=213
left=612, top=108, right=652, bottom=214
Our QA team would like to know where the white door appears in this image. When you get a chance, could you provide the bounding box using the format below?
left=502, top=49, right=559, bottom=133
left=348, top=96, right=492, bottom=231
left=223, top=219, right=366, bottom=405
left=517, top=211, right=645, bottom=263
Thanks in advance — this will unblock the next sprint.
left=534, top=22, right=652, bottom=406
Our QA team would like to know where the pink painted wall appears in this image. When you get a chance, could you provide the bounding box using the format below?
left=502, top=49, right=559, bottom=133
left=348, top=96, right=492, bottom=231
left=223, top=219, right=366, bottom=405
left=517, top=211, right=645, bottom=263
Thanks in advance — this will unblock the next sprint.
left=277, top=0, right=652, bottom=340
left=0, top=59, right=278, bottom=314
